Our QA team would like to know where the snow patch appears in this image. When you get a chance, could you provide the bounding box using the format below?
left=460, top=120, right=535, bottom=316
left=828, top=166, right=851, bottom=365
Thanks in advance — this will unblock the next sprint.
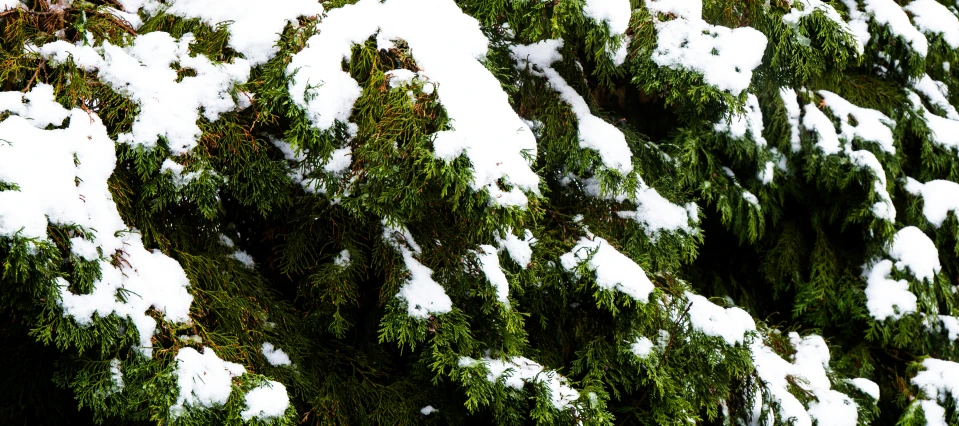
left=41, top=32, right=250, bottom=155
left=714, top=93, right=767, bottom=148
left=171, top=348, right=246, bottom=417
left=287, top=0, right=540, bottom=208
left=903, top=0, right=959, bottom=49
left=511, top=39, right=634, bottom=174
left=750, top=333, right=860, bottom=426
left=459, top=355, right=580, bottom=410
left=261, top=342, right=292, bottom=367
left=631, top=336, right=654, bottom=358
left=240, top=381, right=290, bottom=421
left=495, top=228, right=535, bottom=269
left=561, top=233, right=655, bottom=303
left=165, top=0, right=323, bottom=65
left=862, top=0, right=929, bottom=55
left=780, top=88, right=803, bottom=153
left=475, top=245, right=511, bottom=308
left=889, top=226, right=940, bottom=283
left=645, top=0, right=768, bottom=95
left=684, top=292, right=756, bottom=345
left=0, top=86, right=194, bottom=358
left=863, top=259, right=917, bottom=320
left=383, top=221, right=452, bottom=319
left=904, top=177, right=959, bottom=227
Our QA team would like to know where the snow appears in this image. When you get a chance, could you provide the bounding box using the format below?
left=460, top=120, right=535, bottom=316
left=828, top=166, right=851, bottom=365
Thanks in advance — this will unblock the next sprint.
left=171, top=347, right=246, bottom=417
left=160, top=159, right=200, bottom=188
left=889, top=226, right=940, bottom=283
left=0, top=83, right=70, bottom=129
left=684, top=292, right=756, bottom=345
left=420, top=405, right=438, bottom=415
left=0, top=86, right=194, bottom=358
left=459, top=355, right=580, bottom=410
left=41, top=33, right=250, bottom=155
left=165, top=0, right=324, bottom=65
left=932, top=315, right=959, bottom=340
left=475, top=245, right=511, bottom=308
left=178, top=334, right=203, bottom=344
left=848, top=377, right=880, bottom=400
left=104, top=7, right=143, bottom=29
left=109, top=358, right=125, bottom=392
left=714, top=94, right=767, bottom=148
left=240, top=381, right=290, bottom=421
left=334, top=249, right=351, bottom=267
left=560, top=233, right=655, bottom=303
left=863, top=259, right=917, bottom=320
left=904, top=177, right=959, bottom=227
left=908, top=91, right=959, bottom=150
left=803, top=104, right=842, bottom=155
left=645, top=0, right=768, bottom=95
left=231, top=251, right=255, bottom=268
left=382, top=221, right=453, bottom=318
left=803, top=94, right=896, bottom=221
left=913, top=74, right=959, bottom=120
left=784, top=0, right=863, bottom=52
left=611, top=36, right=631, bottom=66
left=271, top=138, right=326, bottom=194
left=583, top=0, right=632, bottom=37
left=385, top=69, right=416, bottom=88
left=863, top=0, right=929, bottom=55
left=495, top=228, right=534, bottom=269
left=837, top=0, right=873, bottom=50
left=759, top=161, right=775, bottom=185
left=919, top=400, right=949, bottom=426
left=819, top=90, right=895, bottom=154
left=742, top=190, right=760, bottom=209
left=912, top=358, right=959, bottom=405
left=572, top=174, right=697, bottom=238
left=904, top=0, right=959, bottom=49
left=323, top=147, right=352, bottom=175
left=847, top=149, right=896, bottom=221
left=261, top=342, right=292, bottom=366
left=631, top=336, right=654, bottom=358
left=617, top=186, right=698, bottom=236
left=780, top=88, right=803, bottom=152
left=287, top=0, right=540, bottom=208
left=114, top=0, right=161, bottom=14
left=1, top=1, right=21, bottom=12
left=511, top=39, right=634, bottom=174
left=750, top=333, right=860, bottom=426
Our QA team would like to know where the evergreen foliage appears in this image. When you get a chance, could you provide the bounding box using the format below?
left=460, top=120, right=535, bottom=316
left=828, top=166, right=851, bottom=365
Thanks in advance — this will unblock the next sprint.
left=3, top=0, right=959, bottom=425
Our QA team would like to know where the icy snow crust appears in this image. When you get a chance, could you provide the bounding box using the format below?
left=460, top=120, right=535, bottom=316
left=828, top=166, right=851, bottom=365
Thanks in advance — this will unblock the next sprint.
left=287, top=0, right=540, bottom=208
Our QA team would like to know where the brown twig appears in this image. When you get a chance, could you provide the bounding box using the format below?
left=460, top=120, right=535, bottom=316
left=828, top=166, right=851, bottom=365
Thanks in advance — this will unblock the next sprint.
left=21, top=61, right=43, bottom=93
left=89, top=9, right=137, bottom=36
